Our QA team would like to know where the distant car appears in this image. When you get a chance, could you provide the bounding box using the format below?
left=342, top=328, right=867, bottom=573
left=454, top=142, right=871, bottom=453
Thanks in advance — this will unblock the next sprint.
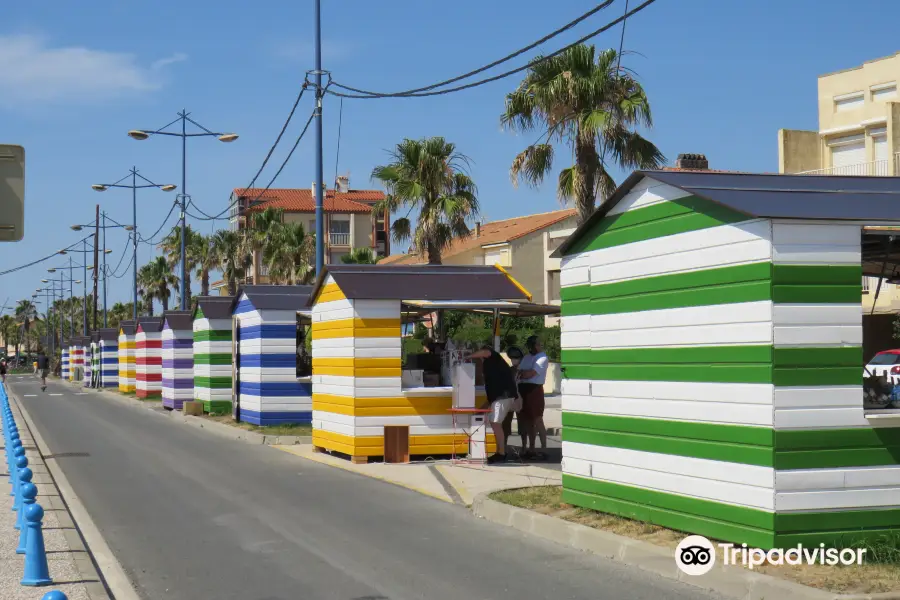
left=864, top=350, right=900, bottom=384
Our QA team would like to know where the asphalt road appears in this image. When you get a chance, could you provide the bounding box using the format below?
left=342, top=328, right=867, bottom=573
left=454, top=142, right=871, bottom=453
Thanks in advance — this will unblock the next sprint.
left=8, top=376, right=722, bottom=600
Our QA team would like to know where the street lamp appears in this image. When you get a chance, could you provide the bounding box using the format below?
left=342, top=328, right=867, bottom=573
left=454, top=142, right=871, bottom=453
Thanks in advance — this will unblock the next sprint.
left=92, top=167, right=176, bottom=320
left=129, top=110, right=237, bottom=309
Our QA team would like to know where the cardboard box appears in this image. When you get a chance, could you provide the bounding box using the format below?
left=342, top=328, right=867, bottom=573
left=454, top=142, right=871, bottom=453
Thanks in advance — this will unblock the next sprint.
left=423, top=372, right=441, bottom=387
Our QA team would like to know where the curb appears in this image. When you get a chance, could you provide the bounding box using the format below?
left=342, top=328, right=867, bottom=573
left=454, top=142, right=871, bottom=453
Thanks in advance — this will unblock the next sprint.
left=10, top=388, right=141, bottom=600
left=471, top=492, right=900, bottom=600
left=75, top=383, right=311, bottom=446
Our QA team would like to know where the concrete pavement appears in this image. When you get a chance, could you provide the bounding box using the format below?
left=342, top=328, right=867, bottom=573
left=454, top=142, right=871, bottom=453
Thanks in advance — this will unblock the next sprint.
left=8, top=376, right=724, bottom=600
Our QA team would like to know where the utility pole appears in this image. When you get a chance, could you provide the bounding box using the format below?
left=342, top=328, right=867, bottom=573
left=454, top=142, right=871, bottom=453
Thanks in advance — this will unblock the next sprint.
left=313, top=0, right=325, bottom=276
left=180, top=112, right=188, bottom=310
left=102, top=211, right=108, bottom=327
left=93, top=204, right=99, bottom=331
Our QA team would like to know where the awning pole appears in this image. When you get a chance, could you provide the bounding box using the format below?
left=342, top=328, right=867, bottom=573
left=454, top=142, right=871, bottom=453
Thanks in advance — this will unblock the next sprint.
left=492, top=308, right=500, bottom=352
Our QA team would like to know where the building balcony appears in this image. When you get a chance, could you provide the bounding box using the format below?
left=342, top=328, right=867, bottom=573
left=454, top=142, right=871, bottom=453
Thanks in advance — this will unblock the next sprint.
left=329, top=232, right=350, bottom=246
left=796, top=153, right=900, bottom=176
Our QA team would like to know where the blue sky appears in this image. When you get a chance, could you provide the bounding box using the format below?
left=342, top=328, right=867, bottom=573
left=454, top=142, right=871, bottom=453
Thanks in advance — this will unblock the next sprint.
left=2, top=0, right=899, bottom=315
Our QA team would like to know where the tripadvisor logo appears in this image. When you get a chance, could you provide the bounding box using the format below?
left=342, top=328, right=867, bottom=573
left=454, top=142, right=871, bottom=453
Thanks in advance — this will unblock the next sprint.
left=675, top=535, right=867, bottom=575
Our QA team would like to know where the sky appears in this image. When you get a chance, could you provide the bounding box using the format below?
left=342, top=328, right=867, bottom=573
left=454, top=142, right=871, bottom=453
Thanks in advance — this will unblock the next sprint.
left=2, top=0, right=900, bottom=316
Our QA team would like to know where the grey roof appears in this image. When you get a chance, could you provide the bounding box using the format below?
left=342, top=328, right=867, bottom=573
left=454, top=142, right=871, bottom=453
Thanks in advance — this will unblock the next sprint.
left=136, top=316, right=163, bottom=333
left=557, top=170, right=900, bottom=256
left=162, top=311, right=193, bottom=331
left=308, top=264, right=532, bottom=306
left=193, top=296, right=234, bottom=321
left=118, top=320, right=136, bottom=336
left=90, top=331, right=101, bottom=343
left=234, top=285, right=314, bottom=312
left=98, top=328, right=118, bottom=342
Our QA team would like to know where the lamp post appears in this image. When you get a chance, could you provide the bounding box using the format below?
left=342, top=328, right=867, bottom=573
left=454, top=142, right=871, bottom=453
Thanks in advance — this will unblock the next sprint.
left=48, top=262, right=82, bottom=341
left=128, top=112, right=237, bottom=310
left=91, top=168, right=176, bottom=319
left=71, top=213, right=132, bottom=326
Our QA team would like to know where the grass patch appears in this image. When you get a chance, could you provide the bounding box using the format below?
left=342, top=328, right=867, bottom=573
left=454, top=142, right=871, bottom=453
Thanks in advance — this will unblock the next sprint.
left=203, top=414, right=312, bottom=437
left=490, top=486, right=900, bottom=594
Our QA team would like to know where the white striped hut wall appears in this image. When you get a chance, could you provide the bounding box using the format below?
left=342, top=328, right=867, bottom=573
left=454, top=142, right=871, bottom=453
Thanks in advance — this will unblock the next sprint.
left=193, top=316, right=232, bottom=413
left=162, top=323, right=193, bottom=410
left=100, top=340, right=118, bottom=388
left=135, top=327, right=162, bottom=399
left=118, top=332, right=135, bottom=392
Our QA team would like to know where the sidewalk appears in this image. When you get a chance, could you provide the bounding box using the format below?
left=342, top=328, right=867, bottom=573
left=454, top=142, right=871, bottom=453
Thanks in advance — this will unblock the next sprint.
left=275, top=444, right=562, bottom=505
left=1, top=394, right=109, bottom=600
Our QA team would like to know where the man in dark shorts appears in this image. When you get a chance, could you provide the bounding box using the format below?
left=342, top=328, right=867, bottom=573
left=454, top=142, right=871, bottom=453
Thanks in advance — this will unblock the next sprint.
left=0, top=359, right=7, bottom=384
left=37, top=349, right=50, bottom=391
left=469, top=345, right=518, bottom=464
left=517, top=336, right=549, bottom=460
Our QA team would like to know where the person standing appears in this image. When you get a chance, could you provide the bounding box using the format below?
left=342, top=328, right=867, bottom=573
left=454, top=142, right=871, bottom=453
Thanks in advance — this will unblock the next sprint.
left=0, top=359, right=7, bottom=384
left=468, top=345, right=519, bottom=464
left=36, top=349, right=50, bottom=392
left=517, top=336, right=549, bottom=460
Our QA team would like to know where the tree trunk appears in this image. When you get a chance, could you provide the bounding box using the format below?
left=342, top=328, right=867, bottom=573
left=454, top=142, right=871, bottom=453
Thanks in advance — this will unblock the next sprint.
left=574, top=138, right=599, bottom=225
left=161, top=289, right=169, bottom=313
left=201, top=269, right=210, bottom=297
left=426, top=240, right=442, bottom=265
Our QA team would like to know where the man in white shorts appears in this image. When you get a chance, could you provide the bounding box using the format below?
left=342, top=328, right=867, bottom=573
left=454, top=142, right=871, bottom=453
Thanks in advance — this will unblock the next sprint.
left=469, top=345, right=519, bottom=464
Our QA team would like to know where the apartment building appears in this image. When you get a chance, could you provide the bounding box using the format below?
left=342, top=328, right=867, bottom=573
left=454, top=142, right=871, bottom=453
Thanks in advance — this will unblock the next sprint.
left=380, top=208, right=577, bottom=309
left=223, top=176, right=388, bottom=285
left=779, top=51, right=900, bottom=313
left=779, top=51, right=900, bottom=177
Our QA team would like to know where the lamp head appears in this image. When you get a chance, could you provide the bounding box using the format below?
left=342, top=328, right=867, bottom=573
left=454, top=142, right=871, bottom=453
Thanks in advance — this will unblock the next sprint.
left=91, top=185, right=108, bottom=192
left=160, top=184, right=177, bottom=192
left=104, top=249, right=113, bottom=254
left=74, top=280, right=82, bottom=284
left=124, top=225, right=134, bottom=231
left=58, top=250, right=67, bottom=255
left=86, top=266, right=94, bottom=271
left=127, top=130, right=150, bottom=141
left=40, top=279, right=49, bottom=283
left=47, top=268, right=56, bottom=273
left=218, top=133, right=239, bottom=143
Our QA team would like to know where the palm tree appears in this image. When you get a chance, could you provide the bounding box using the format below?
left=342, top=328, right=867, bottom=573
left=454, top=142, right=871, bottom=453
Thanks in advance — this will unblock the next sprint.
left=340, top=247, right=377, bottom=265
left=243, top=207, right=284, bottom=282
left=192, top=234, right=217, bottom=297
left=107, top=302, right=133, bottom=330
left=138, top=256, right=179, bottom=313
left=211, top=230, right=246, bottom=296
left=501, top=45, right=665, bottom=225
left=263, top=222, right=315, bottom=285
left=371, top=137, right=478, bottom=265
left=159, top=225, right=202, bottom=307
left=15, top=300, right=37, bottom=355
left=0, top=314, right=17, bottom=357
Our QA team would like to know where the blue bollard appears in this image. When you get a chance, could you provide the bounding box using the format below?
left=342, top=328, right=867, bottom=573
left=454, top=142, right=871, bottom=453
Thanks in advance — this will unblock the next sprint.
left=16, top=482, right=36, bottom=553
left=14, top=467, right=31, bottom=523
left=21, top=503, right=52, bottom=586
left=42, top=592, right=68, bottom=600
left=10, top=443, right=24, bottom=496
left=12, top=455, right=28, bottom=511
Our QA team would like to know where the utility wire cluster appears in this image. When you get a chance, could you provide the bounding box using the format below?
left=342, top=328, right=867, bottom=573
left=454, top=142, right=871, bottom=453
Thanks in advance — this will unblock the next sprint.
left=326, top=0, right=656, bottom=99
left=0, top=233, right=94, bottom=278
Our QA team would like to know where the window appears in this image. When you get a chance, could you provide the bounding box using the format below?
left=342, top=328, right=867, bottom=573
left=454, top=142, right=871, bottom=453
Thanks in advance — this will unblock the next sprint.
left=871, top=82, right=897, bottom=101
left=863, top=276, right=871, bottom=293
left=483, top=246, right=509, bottom=266
left=329, top=219, right=350, bottom=246
left=834, top=91, right=864, bottom=112
left=829, top=133, right=866, bottom=173
left=869, top=352, right=900, bottom=366
left=547, top=270, right=561, bottom=303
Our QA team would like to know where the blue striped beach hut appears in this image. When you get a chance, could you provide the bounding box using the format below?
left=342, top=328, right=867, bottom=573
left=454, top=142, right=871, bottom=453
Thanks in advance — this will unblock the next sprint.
left=232, top=285, right=312, bottom=426
left=98, top=328, right=119, bottom=388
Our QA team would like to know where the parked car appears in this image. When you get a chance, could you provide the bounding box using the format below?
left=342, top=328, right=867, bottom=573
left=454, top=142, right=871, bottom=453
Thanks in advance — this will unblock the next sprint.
left=864, top=350, right=900, bottom=384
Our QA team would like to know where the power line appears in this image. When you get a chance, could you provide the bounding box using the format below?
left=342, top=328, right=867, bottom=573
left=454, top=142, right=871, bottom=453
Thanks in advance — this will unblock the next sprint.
left=327, top=0, right=658, bottom=99
left=333, top=96, right=344, bottom=186
left=616, top=0, right=630, bottom=71
left=106, top=252, right=135, bottom=279
left=106, top=234, right=133, bottom=278
left=331, top=0, right=615, bottom=98
left=0, top=233, right=93, bottom=277
left=137, top=200, right=179, bottom=245
left=193, top=85, right=310, bottom=223
left=191, top=107, right=317, bottom=221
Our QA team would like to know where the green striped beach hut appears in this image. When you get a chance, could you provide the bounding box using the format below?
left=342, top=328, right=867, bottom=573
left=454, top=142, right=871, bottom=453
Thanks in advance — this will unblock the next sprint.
left=555, top=169, right=900, bottom=549
left=193, top=296, right=234, bottom=414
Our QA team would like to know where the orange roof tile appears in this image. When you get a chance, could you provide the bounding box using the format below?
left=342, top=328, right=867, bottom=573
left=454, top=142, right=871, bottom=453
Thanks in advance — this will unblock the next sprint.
left=379, top=209, right=576, bottom=265
left=234, top=188, right=383, bottom=214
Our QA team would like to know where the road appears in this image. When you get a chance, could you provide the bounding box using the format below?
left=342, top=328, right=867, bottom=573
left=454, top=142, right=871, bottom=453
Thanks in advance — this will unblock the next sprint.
left=8, top=376, right=721, bottom=600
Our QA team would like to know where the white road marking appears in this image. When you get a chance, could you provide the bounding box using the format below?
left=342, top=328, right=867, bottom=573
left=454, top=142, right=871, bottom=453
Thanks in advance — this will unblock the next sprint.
left=24, top=394, right=37, bottom=397
left=75, top=393, right=88, bottom=396
left=49, top=394, right=63, bottom=396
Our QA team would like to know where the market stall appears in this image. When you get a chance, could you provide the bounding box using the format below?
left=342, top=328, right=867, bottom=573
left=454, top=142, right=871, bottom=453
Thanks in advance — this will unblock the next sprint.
left=193, top=296, right=234, bottom=414
left=98, top=328, right=119, bottom=388
left=555, top=169, right=900, bottom=549
left=308, top=264, right=548, bottom=463
left=232, top=285, right=313, bottom=426
left=135, top=316, right=163, bottom=399
left=118, top=321, right=136, bottom=393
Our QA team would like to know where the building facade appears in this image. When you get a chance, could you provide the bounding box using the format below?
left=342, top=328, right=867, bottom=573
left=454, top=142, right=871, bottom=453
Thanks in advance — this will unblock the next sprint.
left=380, top=209, right=576, bottom=309
left=779, top=51, right=900, bottom=314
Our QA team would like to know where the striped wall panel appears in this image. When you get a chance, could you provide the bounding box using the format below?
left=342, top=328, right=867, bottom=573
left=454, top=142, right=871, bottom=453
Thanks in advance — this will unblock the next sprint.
left=311, top=279, right=495, bottom=458
left=135, top=330, right=162, bottom=399
left=61, top=349, right=70, bottom=381
left=193, top=317, right=232, bottom=414
left=83, top=342, right=95, bottom=388
left=235, top=294, right=309, bottom=426
left=69, top=344, right=82, bottom=382
left=560, top=176, right=899, bottom=548
left=100, top=340, right=118, bottom=388
left=118, top=333, right=135, bottom=392
left=162, top=326, right=193, bottom=410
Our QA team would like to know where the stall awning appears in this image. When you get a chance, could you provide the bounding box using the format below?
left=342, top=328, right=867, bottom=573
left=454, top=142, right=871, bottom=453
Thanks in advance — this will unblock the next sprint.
left=401, top=300, right=559, bottom=321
